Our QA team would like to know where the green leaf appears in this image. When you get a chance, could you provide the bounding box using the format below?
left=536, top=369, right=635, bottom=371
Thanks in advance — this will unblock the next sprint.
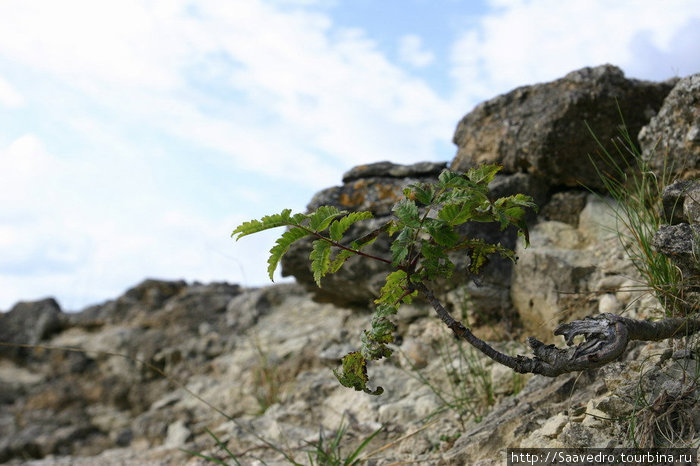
left=392, top=199, right=420, bottom=228
left=466, top=163, right=501, bottom=185
left=329, top=211, right=373, bottom=241
left=232, top=209, right=298, bottom=240
left=328, top=233, right=379, bottom=274
left=267, top=227, right=309, bottom=280
left=308, top=206, right=346, bottom=232
left=375, top=270, right=413, bottom=305
left=333, top=352, right=383, bottom=395
left=427, top=221, right=459, bottom=247
left=437, top=169, right=470, bottom=189
left=328, top=248, right=354, bottom=274
left=419, top=241, right=454, bottom=280
left=410, top=183, right=434, bottom=205
left=463, top=239, right=517, bottom=274
left=309, top=239, right=332, bottom=287
left=386, top=220, right=402, bottom=237
left=437, top=203, right=473, bottom=225
left=390, top=226, right=413, bottom=266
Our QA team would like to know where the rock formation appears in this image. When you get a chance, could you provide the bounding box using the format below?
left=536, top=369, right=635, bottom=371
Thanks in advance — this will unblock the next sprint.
left=281, top=64, right=673, bottom=320
left=640, top=73, right=700, bottom=180
left=1, top=65, right=699, bottom=465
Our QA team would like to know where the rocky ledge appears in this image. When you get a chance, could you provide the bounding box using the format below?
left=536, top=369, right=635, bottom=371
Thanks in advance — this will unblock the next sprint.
left=1, top=65, right=699, bottom=465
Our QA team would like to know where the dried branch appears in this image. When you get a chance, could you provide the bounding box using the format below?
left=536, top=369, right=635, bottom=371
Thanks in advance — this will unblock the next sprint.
left=414, top=282, right=700, bottom=377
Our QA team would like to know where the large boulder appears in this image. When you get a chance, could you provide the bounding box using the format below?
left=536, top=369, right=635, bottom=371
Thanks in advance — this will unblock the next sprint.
left=282, top=66, right=675, bottom=313
left=0, top=298, right=64, bottom=361
left=281, top=161, right=447, bottom=307
left=451, top=64, right=674, bottom=191
left=280, top=161, right=546, bottom=312
left=511, top=195, right=632, bottom=339
left=652, top=179, right=700, bottom=309
left=639, top=73, right=700, bottom=181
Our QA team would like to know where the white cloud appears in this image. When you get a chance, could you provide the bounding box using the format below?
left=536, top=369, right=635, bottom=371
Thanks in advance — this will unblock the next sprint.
left=0, top=0, right=458, bottom=309
left=0, top=133, right=281, bottom=310
left=398, top=34, right=435, bottom=68
left=12, top=0, right=698, bottom=311
left=0, top=76, right=24, bottom=108
left=449, top=0, right=700, bottom=109
left=0, top=1, right=186, bottom=90
left=0, top=0, right=453, bottom=178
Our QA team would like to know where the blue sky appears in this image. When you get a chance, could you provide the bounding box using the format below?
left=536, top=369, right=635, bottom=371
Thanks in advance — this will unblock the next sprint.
left=1, top=0, right=699, bottom=311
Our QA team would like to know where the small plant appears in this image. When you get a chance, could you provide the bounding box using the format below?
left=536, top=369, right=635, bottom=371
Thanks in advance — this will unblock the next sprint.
left=250, top=336, right=283, bottom=414
left=233, top=164, right=700, bottom=394
left=588, top=117, right=686, bottom=316
left=401, top=331, right=494, bottom=427
left=233, top=164, right=535, bottom=393
left=182, top=428, right=243, bottom=466
left=305, top=415, right=383, bottom=466
left=588, top=115, right=700, bottom=449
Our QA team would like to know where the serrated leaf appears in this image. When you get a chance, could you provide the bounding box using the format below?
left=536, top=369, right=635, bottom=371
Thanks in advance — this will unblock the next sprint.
left=437, top=203, right=473, bottom=226
left=374, top=302, right=399, bottom=318
left=329, top=211, right=373, bottom=241
left=464, top=239, right=517, bottom=274
left=437, top=169, right=470, bottom=188
left=328, top=248, right=354, bottom=273
left=419, top=241, right=454, bottom=280
left=411, top=183, right=434, bottom=205
left=232, top=209, right=297, bottom=240
left=362, top=302, right=398, bottom=359
left=375, top=270, right=412, bottom=305
left=427, top=221, right=459, bottom=247
left=308, top=206, right=346, bottom=232
left=267, top=227, right=309, bottom=280
left=386, top=220, right=402, bottom=237
left=333, top=352, right=383, bottom=395
left=466, top=163, right=501, bottom=185
left=390, top=227, right=413, bottom=266
left=309, top=239, right=332, bottom=287
left=361, top=330, right=393, bottom=360
left=392, top=199, right=420, bottom=228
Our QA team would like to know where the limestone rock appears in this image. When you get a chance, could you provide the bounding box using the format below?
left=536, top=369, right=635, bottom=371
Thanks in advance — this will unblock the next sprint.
left=3, top=66, right=700, bottom=465
left=281, top=160, right=546, bottom=316
left=511, top=195, right=635, bottom=339
left=660, top=179, right=697, bottom=224
left=451, top=64, right=673, bottom=191
left=639, top=73, right=700, bottom=181
left=281, top=161, right=447, bottom=307
left=540, top=190, right=589, bottom=226
left=653, top=223, right=700, bottom=289
left=0, top=298, right=64, bottom=361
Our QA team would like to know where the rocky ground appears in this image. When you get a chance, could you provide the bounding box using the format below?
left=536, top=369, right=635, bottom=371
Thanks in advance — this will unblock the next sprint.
left=1, top=66, right=699, bottom=465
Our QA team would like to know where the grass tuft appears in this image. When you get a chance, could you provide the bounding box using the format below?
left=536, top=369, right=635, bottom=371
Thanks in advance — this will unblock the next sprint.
left=587, top=114, right=686, bottom=317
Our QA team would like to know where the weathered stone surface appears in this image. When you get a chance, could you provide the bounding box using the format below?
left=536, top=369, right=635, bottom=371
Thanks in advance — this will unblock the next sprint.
left=660, top=179, right=697, bottom=224
left=511, top=195, right=644, bottom=339
left=639, top=73, right=700, bottom=181
left=281, top=161, right=447, bottom=306
left=540, top=190, right=589, bottom=226
left=683, top=182, right=700, bottom=224
left=0, top=298, right=64, bottom=361
left=342, top=160, right=448, bottom=183
left=4, top=66, right=700, bottom=465
left=1, top=274, right=698, bottom=464
left=282, top=161, right=547, bottom=314
left=653, top=223, right=700, bottom=288
left=451, top=64, right=673, bottom=191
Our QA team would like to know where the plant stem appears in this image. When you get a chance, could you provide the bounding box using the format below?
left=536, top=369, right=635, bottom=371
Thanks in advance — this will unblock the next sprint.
left=295, top=225, right=393, bottom=265
left=412, top=281, right=533, bottom=372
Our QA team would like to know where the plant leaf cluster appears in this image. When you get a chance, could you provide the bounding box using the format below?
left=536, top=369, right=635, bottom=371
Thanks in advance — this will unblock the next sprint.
left=232, top=165, right=537, bottom=394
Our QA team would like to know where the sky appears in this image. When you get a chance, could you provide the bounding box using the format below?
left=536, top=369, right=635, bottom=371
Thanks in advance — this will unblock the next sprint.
left=1, top=0, right=699, bottom=311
